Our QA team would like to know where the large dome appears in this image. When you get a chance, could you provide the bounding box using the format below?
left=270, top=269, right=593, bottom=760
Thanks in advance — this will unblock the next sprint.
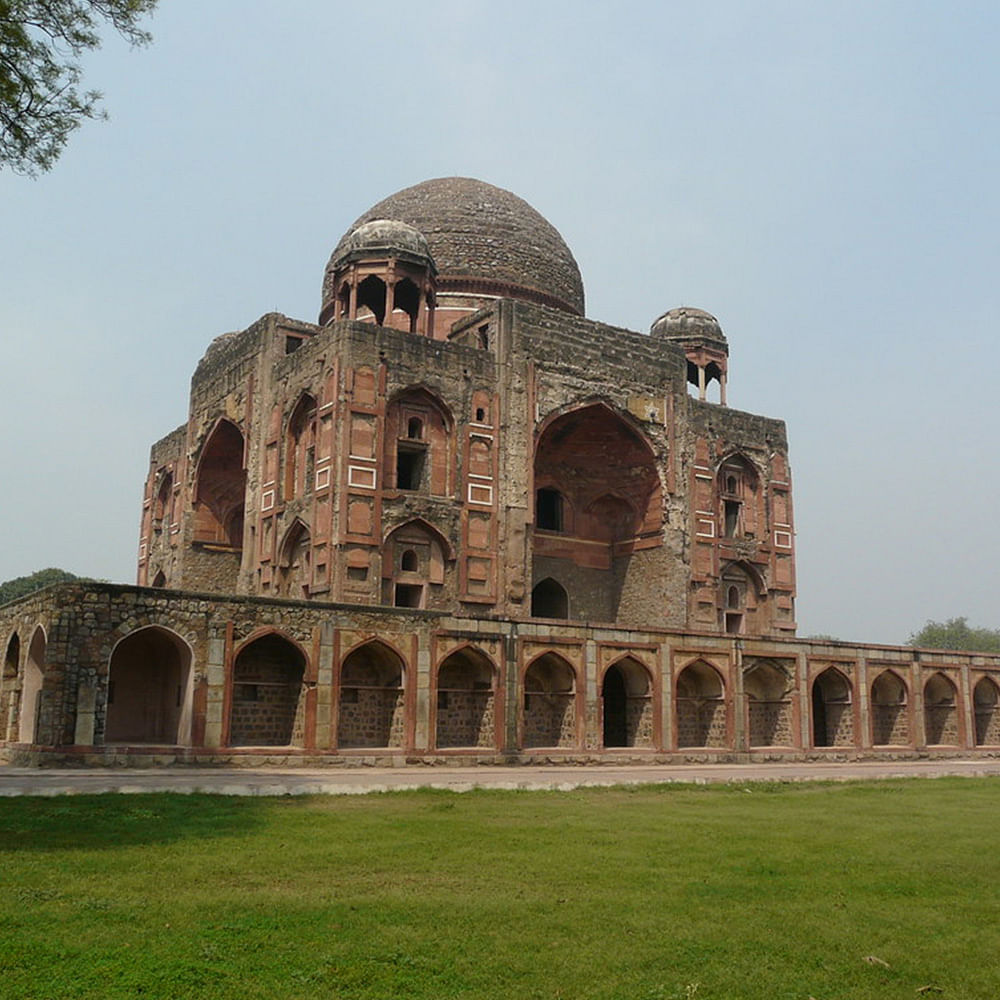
left=328, top=177, right=585, bottom=316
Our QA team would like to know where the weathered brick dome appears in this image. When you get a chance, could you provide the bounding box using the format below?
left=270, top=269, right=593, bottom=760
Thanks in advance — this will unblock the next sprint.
left=331, top=219, right=434, bottom=270
left=328, top=177, right=585, bottom=316
left=650, top=306, right=727, bottom=344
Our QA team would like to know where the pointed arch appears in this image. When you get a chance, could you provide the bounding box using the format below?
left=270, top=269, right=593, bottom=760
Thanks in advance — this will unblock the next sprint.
left=18, top=625, right=46, bottom=744
left=601, top=655, right=654, bottom=748
left=871, top=669, right=909, bottom=746
left=337, top=639, right=407, bottom=749
left=676, top=659, right=727, bottom=748
left=192, top=417, right=246, bottom=548
left=383, top=518, right=452, bottom=609
left=717, top=452, right=761, bottom=541
left=434, top=645, right=498, bottom=749
left=277, top=517, right=312, bottom=598
left=229, top=631, right=307, bottom=747
left=924, top=671, right=960, bottom=746
left=522, top=651, right=579, bottom=749
left=811, top=667, right=853, bottom=748
left=106, top=626, right=193, bottom=745
left=530, top=577, right=568, bottom=619
left=744, top=659, right=794, bottom=747
left=385, top=387, right=453, bottom=496
left=285, top=392, right=317, bottom=501
left=973, top=677, right=1000, bottom=746
left=3, top=630, right=19, bottom=679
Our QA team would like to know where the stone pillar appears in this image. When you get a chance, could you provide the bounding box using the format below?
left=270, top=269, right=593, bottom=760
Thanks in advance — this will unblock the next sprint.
left=74, top=683, right=97, bottom=746
left=584, top=639, right=598, bottom=750
left=314, top=622, right=334, bottom=749
left=203, top=630, right=228, bottom=748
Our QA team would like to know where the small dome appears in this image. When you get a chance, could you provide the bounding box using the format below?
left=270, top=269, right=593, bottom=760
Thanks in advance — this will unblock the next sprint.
left=650, top=306, right=727, bottom=344
left=331, top=218, right=434, bottom=268
left=327, top=177, right=585, bottom=316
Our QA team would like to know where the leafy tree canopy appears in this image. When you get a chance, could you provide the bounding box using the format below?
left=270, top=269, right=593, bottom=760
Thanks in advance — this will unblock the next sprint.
left=908, top=617, right=1000, bottom=653
left=0, top=567, right=79, bottom=605
left=0, top=0, right=157, bottom=175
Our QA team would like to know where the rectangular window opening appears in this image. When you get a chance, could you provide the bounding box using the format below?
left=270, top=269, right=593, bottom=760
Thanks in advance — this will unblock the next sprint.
left=396, top=445, right=426, bottom=490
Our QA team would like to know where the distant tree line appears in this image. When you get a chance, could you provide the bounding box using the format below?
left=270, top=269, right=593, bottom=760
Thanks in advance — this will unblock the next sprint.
left=0, top=567, right=79, bottom=605
left=908, top=617, right=1000, bottom=653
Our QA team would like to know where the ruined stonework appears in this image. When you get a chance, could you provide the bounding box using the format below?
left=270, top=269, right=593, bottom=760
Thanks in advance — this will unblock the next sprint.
left=3, top=176, right=999, bottom=764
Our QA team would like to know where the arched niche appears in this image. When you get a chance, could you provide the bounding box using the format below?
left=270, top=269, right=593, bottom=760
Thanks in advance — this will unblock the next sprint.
left=522, top=653, right=578, bottom=749
left=383, top=519, right=450, bottom=609
left=385, top=388, right=453, bottom=496
left=277, top=518, right=311, bottom=598
left=717, top=453, right=761, bottom=540
left=338, top=640, right=406, bottom=749
left=193, top=419, right=246, bottom=548
left=153, top=469, right=173, bottom=528
left=229, top=633, right=306, bottom=747
left=870, top=670, right=909, bottom=746
left=745, top=660, right=793, bottom=747
left=973, top=677, right=1000, bottom=746
left=285, top=393, right=317, bottom=501
left=435, top=646, right=497, bottom=749
left=675, top=660, right=727, bottom=748
left=533, top=402, right=661, bottom=552
left=811, top=667, right=853, bottom=748
left=601, top=657, right=653, bottom=748
left=18, top=626, right=45, bottom=744
left=530, top=577, right=568, bottom=619
left=105, top=626, right=193, bottom=745
left=924, top=672, right=960, bottom=746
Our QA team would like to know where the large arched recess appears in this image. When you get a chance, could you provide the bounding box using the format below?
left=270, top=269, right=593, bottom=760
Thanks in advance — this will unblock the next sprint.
left=193, top=418, right=246, bottom=547
left=532, top=401, right=661, bottom=623
left=105, top=626, right=193, bottom=745
left=675, top=660, right=727, bottom=749
left=18, top=626, right=46, bottom=744
left=522, top=652, right=579, bottom=750
left=337, top=639, right=407, bottom=749
left=434, top=645, right=499, bottom=750
left=601, top=656, right=654, bottom=748
left=229, top=632, right=307, bottom=747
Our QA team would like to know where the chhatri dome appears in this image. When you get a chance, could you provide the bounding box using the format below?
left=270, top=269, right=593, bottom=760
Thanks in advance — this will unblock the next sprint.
left=323, top=177, right=585, bottom=319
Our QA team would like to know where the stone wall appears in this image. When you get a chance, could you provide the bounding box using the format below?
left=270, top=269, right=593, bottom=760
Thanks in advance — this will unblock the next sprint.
left=4, top=583, right=1000, bottom=763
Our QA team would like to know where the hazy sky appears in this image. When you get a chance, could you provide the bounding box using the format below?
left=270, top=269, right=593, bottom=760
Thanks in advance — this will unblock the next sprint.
left=2, top=1, right=997, bottom=644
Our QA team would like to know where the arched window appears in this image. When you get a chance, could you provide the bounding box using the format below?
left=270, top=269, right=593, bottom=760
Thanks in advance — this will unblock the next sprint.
left=717, top=454, right=759, bottom=540
left=383, top=520, right=450, bottom=610
left=153, top=470, right=173, bottom=529
left=530, top=578, right=568, bottom=619
left=386, top=389, right=452, bottom=496
left=356, top=274, right=387, bottom=325
left=393, top=278, right=421, bottom=332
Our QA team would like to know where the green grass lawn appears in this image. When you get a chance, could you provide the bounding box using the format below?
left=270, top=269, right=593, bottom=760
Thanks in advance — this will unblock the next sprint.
left=1, top=778, right=998, bottom=999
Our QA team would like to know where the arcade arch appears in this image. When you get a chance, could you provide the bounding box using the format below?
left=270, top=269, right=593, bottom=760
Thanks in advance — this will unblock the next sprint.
left=675, top=660, right=727, bottom=748
left=601, top=657, right=653, bottom=748
left=229, top=633, right=306, bottom=747
left=522, top=653, right=578, bottom=749
left=106, top=627, right=192, bottom=745
left=435, top=647, right=497, bottom=749
left=338, top=640, right=406, bottom=749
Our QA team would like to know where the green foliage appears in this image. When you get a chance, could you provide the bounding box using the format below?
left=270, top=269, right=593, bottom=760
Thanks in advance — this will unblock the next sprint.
left=0, top=567, right=79, bottom=605
left=908, top=617, right=1000, bottom=652
left=1, top=781, right=1000, bottom=998
left=0, top=0, right=157, bottom=175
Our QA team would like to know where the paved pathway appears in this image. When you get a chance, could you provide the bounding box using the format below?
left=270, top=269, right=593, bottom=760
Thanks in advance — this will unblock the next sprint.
left=2, top=758, right=1000, bottom=797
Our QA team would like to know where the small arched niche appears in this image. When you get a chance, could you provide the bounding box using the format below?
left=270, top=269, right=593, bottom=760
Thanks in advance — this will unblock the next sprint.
left=530, top=578, right=568, bottom=619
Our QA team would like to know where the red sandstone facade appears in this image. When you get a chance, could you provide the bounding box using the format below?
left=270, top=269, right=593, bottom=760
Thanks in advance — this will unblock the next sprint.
left=2, top=178, right=997, bottom=762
